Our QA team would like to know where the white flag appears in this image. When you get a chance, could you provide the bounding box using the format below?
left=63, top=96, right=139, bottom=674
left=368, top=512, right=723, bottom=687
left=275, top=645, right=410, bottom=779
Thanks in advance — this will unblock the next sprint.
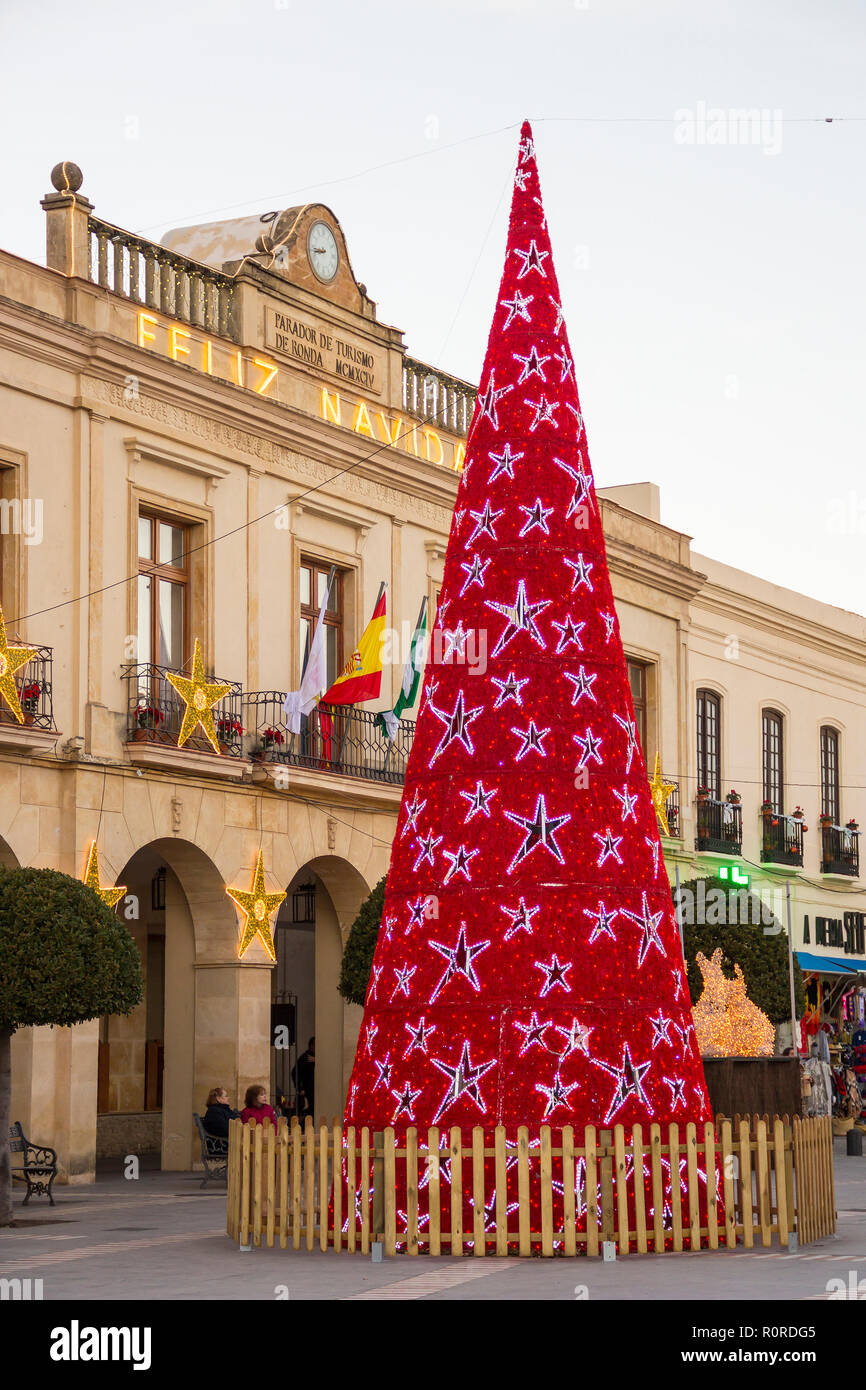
left=283, top=580, right=331, bottom=734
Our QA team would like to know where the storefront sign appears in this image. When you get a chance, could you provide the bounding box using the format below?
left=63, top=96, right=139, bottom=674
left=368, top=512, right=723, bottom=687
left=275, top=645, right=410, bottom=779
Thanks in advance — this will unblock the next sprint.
left=264, top=308, right=381, bottom=394
left=802, top=911, right=866, bottom=957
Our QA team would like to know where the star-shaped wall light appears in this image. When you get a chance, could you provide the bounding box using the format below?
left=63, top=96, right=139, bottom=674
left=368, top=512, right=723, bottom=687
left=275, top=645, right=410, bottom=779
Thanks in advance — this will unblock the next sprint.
left=649, top=753, right=677, bottom=837
left=0, top=601, right=37, bottom=724
left=166, top=639, right=231, bottom=752
left=82, top=841, right=126, bottom=910
left=226, top=850, right=286, bottom=962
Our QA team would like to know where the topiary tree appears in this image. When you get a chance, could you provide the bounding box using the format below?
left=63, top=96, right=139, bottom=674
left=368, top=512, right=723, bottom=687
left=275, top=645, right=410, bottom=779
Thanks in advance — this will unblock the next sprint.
left=339, top=876, right=386, bottom=1007
left=0, top=866, right=143, bottom=1225
left=673, top=877, right=806, bottom=1024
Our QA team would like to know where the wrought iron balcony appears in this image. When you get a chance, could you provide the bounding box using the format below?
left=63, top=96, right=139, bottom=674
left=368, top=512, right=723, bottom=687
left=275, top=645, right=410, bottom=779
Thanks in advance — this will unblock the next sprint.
left=820, top=823, right=860, bottom=877
left=695, top=796, right=743, bottom=855
left=122, top=663, right=245, bottom=758
left=660, top=777, right=680, bottom=837
left=0, top=645, right=57, bottom=731
left=244, top=694, right=413, bottom=785
left=760, top=812, right=805, bottom=867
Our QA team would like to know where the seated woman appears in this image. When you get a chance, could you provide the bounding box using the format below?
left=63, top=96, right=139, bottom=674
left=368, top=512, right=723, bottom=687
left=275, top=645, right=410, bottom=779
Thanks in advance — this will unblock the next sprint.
left=240, top=1084, right=278, bottom=1129
left=202, top=1087, right=239, bottom=1139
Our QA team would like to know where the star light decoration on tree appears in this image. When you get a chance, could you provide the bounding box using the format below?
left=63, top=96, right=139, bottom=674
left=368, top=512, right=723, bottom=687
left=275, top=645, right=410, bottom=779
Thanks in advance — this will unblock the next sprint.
left=344, top=120, right=711, bottom=1170
left=82, top=841, right=126, bottom=910
left=166, top=638, right=231, bottom=753
left=226, top=850, right=286, bottom=962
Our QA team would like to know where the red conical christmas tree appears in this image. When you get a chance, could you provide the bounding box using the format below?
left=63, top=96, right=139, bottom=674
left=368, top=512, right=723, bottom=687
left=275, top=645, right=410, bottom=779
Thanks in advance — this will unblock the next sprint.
left=345, top=122, right=712, bottom=1231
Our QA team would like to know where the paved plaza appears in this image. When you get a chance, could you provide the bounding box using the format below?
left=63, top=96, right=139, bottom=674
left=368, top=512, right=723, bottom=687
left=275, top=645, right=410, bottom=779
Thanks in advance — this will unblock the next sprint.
left=1, top=1142, right=865, bottom=1302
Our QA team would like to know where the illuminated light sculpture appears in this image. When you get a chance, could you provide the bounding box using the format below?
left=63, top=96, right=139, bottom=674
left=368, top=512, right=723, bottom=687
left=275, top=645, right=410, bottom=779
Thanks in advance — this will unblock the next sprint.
left=342, top=120, right=714, bottom=1247
left=0, top=600, right=37, bottom=724
left=226, top=850, right=286, bottom=963
left=692, top=949, right=775, bottom=1058
left=82, top=840, right=126, bottom=910
left=166, top=638, right=231, bottom=753
left=649, top=753, right=677, bottom=837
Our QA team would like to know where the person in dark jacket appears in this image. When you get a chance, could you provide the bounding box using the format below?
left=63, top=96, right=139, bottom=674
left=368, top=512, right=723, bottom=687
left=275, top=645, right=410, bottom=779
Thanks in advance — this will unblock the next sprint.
left=294, top=1037, right=316, bottom=1119
left=240, top=1084, right=279, bottom=1129
left=202, top=1087, right=239, bottom=1139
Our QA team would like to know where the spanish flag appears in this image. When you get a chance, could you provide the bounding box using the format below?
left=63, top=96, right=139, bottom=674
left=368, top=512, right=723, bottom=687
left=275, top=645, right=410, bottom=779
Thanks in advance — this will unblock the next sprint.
left=321, top=584, right=387, bottom=706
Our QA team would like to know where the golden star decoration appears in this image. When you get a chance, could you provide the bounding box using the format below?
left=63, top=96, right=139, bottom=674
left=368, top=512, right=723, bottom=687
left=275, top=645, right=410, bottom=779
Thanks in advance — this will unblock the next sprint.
left=165, top=638, right=231, bottom=752
left=0, top=600, right=37, bottom=724
left=226, top=850, right=286, bottom=963
left=82, top=840, right=126, bottom=910
left=649, top=752, right=677, bottom=837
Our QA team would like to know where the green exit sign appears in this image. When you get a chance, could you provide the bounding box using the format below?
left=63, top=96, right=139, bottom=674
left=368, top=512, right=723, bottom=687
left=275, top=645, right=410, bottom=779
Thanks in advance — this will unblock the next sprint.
left=718, top=865, right=750, bottom=886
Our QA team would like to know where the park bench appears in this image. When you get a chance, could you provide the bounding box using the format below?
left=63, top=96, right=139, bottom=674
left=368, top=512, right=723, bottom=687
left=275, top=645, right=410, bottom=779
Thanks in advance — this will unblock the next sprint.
left=9, top=1121, right=58, bottom=1205
left=193, top=1113, right=228, bottom=1188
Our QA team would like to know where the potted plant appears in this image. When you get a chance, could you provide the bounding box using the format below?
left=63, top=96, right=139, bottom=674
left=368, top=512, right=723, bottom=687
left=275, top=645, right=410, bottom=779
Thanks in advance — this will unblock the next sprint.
left=846, top=817, right=859, bottom=834
left=696, top=784, right=711, bottom=804
left=19, top=681, right=40, bottom=727
left=791, top=806, right=805, bottom=820
left=760, top=798, right=773, bottom=816
left=725, top=788, right=741, bottom=805
left=819, top=811, right=834, bottom=828
left=257, top=726, right=285, bottom=762
left=217, top=715, right=244, bottom=755
left=133, top=703, right=163, bottom=741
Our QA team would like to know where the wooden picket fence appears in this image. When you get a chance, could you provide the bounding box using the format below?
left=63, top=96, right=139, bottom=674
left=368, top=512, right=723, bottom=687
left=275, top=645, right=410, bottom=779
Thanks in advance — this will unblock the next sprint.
left=226, top=1113, right=835, bottom=1257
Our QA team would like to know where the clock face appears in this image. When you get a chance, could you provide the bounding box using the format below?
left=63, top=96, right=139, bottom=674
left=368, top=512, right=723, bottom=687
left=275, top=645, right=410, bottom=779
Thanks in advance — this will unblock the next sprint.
left=307, top=221, right=339, bottom=283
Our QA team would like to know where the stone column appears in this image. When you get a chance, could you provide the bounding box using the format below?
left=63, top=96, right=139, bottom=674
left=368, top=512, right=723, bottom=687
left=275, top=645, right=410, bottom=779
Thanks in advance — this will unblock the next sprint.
left=41, top=163, right=93, bottom=279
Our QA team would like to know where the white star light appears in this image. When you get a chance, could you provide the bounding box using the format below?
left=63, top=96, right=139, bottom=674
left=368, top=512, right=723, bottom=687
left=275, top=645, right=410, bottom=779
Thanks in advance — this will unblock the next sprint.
left=663, top=1076, right=687, bottom=1110
left=407, top=896, right=429, bottom=931
left=564, top=553, right=594, bottom=592
left=504, top=794, right=571, bottom=873
left=525, top=395, right=559, bottom=431
left=565, top=401, right=584, bottom=441
left=431, top=1040, right=497, bottom=1124
left=556, top=1018, right=594, bottom=1058
left=486, top=579, right=550, bottom=657
left=537, top=1073, right=580, bottom=1118
left=501, top=896, right=540, bottom=941
left=594, top=828, right=624, bottom=867
left=365, top=1022, right=379, bottom=1055
left=563, top=665, right=597, bottom=706
left=593, top=1044, right=652, bottom=1124
left=429, top=923, right=489, bottom=1002
left=488, top=442, right=524, bottom=484
left=650, top=1011, right=674, bottom=1049
left=460, top=780, right=496, bottom=821
left=555, top=457, right=594, bottom=519
left=476, top=372, right=512, bottom=430
left=391, top=963, right=417, bottom=999
left=613, top=712, right=640, bottom=773
left=511, top=720, right=550, bottom=761
left=412, top=831, right=441, bottom=871
left=621, top=891, right=667, bottom=969
left=671, top=966, right=685, bottom=1001
left=404, top=1016, right=436, bottom=1057
left=513, top=345, right=549, bottom=383
left=549, top=296, right=564, bottom=334
left=513, top=240, right=549, bottom=278
left=392, top=1081, right=423, bottom=1122
left=401, top=790, right=427, bottom=837
left=442, top=843, right=479, bottom=884
left=513, top=166, right=530, bottom=191
left=552, top=616, right=586, bottom=655
left=368, top=963, right=383, bottom=1000
left=500, top=290, right=533, bottom=327
left=556, top=346, right=575, bottom=382
left=518, top=498, right=554, bottom=536
left=601, top=611, right=616, bottom=642
left=441, top=621, right=470, bottom=662
left=514, top=1010, right=552, bottom=1055
left=518, top=133, right=535, bottom=164
left=573, top=726, right=604, bottom=769
left=535, top=953, right=572, bottom=997
left=492, top=669, right=530, bottom=708
left=373, top=1053, right=393, bottom=1090
left=611, top=784, right=638, bottom=822
left=459, top=555, right=490, bottom=595
left=468, top=500, right=504, bottom=544
left=645, top=834, right=661, bottom=874
left=583, top=900, right=619, bottom=944
left=429, top=690, right=483, bottom=763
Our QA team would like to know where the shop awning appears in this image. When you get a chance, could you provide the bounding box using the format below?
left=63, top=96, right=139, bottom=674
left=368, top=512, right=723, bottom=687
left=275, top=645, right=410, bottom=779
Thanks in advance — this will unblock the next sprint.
left=797, top=951, right=866, bottom=976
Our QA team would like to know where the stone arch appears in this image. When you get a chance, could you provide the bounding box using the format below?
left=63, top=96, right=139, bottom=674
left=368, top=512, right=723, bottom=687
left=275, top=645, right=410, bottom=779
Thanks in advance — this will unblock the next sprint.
left=275, top=856, right=373, bottom=1120
left=0, top=832, right=19, bottom=869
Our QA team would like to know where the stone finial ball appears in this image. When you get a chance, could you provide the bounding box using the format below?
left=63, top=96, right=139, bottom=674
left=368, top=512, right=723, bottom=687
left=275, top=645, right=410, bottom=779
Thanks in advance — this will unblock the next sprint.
left=255, top=234, right=275, bottom=254
left=50, top=162, right=84, bottom=193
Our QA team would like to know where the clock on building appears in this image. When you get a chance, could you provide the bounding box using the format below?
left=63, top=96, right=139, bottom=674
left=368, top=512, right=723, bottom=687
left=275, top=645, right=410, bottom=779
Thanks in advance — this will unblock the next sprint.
left=307, top=221, right=339, bottom=283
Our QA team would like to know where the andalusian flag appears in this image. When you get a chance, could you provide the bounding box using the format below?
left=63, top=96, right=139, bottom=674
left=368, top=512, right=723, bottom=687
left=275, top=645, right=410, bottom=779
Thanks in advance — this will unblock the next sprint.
left=321, top=584, right=387, bottom=706
left=376, top=596, right=428, bottom=742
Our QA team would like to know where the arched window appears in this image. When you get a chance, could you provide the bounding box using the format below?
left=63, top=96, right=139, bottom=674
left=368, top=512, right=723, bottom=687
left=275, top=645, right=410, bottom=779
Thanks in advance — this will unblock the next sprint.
left=820, top=726, right=840, bottom=823
left=696, top=690, right=721, bottom=799
left=762, top=709, right=784, bottom=813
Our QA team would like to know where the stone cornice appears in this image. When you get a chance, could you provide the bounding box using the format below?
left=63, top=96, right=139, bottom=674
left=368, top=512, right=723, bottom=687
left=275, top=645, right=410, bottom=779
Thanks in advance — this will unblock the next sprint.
left=691, top=579, right=866, bottom=669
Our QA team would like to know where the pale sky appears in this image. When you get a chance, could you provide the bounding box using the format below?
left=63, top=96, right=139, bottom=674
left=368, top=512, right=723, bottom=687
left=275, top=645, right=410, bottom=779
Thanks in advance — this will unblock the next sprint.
left=2, top=0, right=864, bottom=616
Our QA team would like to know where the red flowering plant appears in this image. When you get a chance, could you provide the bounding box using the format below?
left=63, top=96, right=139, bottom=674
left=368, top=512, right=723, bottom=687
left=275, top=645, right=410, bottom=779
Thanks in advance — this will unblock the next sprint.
left=846, top=817, right=859, bottom=833
left=725, top=788, right=741, bottom=805
left=18, top=680, right=41, bottom=714
left=135, top=702, right=163, bottom=729
left=260, top=726, right=285, bottom=750
left=216, top=715, right=244, bottom=748
left=791, top=806, right=805, bottom=819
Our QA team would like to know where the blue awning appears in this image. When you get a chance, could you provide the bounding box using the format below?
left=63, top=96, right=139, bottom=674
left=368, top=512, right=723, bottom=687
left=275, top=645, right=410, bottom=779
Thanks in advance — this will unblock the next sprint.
left=797, top=951, right=866, bottom=976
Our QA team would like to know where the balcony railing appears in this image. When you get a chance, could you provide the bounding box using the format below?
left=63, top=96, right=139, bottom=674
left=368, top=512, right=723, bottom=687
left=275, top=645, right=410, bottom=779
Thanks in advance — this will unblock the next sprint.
left=820, top=823, right=860, bottom=877
left=695, top=796, right=743, bottom=855
left=402, top=357, right=476, bottom=438
left=87, top=214, right=238, bottom=340
left=660, top=777, right=680, bottom=837
left=122, top=663, right=245, bottom=758
left=244, top=694, right=413, bottom=785
left=0, top=645, right=57, bottom=731
left=761, top=811, right=805, bottom=867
